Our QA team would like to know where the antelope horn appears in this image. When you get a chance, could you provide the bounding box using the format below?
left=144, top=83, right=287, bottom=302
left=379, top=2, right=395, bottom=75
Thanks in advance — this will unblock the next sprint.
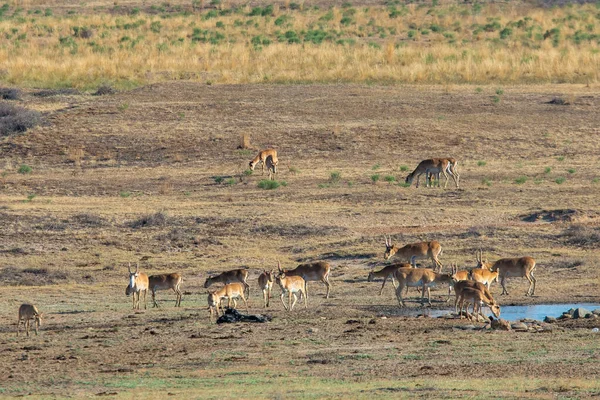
left=128, top=262, right=132, bottom=273
left=277, top=260, right=282, bottom=272
left=136, top=262, right=139, bottom=273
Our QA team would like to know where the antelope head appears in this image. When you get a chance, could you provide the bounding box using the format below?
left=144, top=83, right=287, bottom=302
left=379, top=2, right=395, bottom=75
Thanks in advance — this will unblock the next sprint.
left=367, top=270, right=375, bottom=282
left=489, top=301, right=501, bottom=318
left=128, top=262, right=139, bottom=289
left=383, top=235, right=396, bottom=260
left=249, top=160, right=257, bottom=170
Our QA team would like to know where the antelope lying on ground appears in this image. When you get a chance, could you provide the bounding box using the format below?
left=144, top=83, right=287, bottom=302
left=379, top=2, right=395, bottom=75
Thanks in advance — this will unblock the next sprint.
left=278, top=260, right=331, bottom=299
left=393, top=268, right=454, bottom=307
left=208, top=282, right=249, bottom=321
left=249, top=148, right=278, bottom=174
left=275, top=270, right=307, bottom=311
left=405, top=158, right=459, bottom=189
left=149, top=273, right=183, bottom=307
left=490, top=256, right=537, bottom=296
left=384, top=236, right=443, bottom=272
left=128, top=263, right=149, bottom=310
left=204, top=268, right=250, bottom=297
left=257, top=269, right=275, bottom=308
left=457, top=287, right=501, bottom=321
left=17, top=304, right=43, bottom=337
left=367, top=262, right=414, bottom=295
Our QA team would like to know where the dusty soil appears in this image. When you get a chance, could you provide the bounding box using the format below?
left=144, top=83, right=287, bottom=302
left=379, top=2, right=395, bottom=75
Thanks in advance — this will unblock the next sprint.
left=0, top=83, right=600, bottom=398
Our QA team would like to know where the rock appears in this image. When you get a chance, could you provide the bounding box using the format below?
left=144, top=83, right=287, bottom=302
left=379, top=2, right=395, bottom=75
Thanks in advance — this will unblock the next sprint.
left=521, top=318, right=539, bottom=324
left=593, top=309, right=600, bottom=316
left=307, top=327, right=319, bottom=334
left=566, top=308, right=576, bottom=316
left=490, top=318, right=511, bottom=331
left=573, top=308, right=592, bottom=319
left=511, top=322, right=529, bottom=332
left=558, top=313, right=572, bottom=320
left=544, top=316, right=557, bottom=323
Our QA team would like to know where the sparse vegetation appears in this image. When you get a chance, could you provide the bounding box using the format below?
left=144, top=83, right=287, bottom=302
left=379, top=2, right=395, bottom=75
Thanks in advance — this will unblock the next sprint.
left=17, top=164, right=32, bottom=174
left=555, top=177, right=566, bottom=184
left=384, top=175, right=395, bottom=183
left=481, top=178, right=492, bottom=187
left=477, top=161, right=486, bottom=167
left=399, top=165, right=409, bottom=172
left=568, top=168, right=576, bottom=174
left=258, top=179, right=280, bottom=190
left=0, top=103, right=42, bottom=137
left=371, top=174, right=380, bottom=183
left=544, top=167, right=552, bottom=174
left=329, top=171, right=341, bottom=183
left=515, top=176, right=527, bottom=184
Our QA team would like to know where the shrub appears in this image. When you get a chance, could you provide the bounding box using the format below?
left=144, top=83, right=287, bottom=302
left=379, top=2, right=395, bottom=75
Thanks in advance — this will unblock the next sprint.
left=544, top=167, right=552, bottom=174
left=0, top=87, right=21, bottom=100
left=555, top=177, right=566, bottom=184
left=372, top=164, right=381, bottom=170
left=514, top=176, right=527, bottom=184
left=94, top=84, right=116, bottom=96
left=18, top=164, right=32, bottom=174
left=329, top=171, right=341, bottom=183
left=563, top=225, right=600, bottom=248
left=0, top=103, right=42, bottom=138
left=129, top=211, right=169, bottom=228
left=568, top=168, right=576, bottom=174
left=150, top=21, right=162, bottom=33
left=384, top=175, right=396, bottom=183
left=481, top=178, right=492, bottom=187
left=258, top=180, right=280, bottom=189
left=399, top=165, right=409, bottom=172
left=499, top=27, right=512, bottom=39
left=371, top=174, right=380, bottom=183
left=477, top=160, right=486, bottom=167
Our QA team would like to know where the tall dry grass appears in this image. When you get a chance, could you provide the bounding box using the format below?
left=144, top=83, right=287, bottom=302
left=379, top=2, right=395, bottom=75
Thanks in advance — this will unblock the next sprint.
left=0, top=2, right=598, bottom=88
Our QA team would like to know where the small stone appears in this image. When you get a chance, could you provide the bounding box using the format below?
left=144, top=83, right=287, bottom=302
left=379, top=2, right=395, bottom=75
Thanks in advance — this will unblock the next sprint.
left=544, top=316, right=557, bottom=323
left=567, top=308, right=576, bottom=316
left=490, top=318, right=511, bottom=331
left=307, top=327, right=319, bottom=334
left=459, top=325, right=477, bottom=330
left=573, top=308, right=592, bottom=319
left=511, top=322, right=528, bottom=331
left=558, top=313, right=572, bottom=320
left=593, top=309, right=600, bottom=316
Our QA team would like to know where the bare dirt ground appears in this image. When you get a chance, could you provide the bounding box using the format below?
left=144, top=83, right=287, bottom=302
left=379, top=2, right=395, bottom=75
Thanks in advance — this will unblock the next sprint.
left=1, top=83, right=600, bottom=398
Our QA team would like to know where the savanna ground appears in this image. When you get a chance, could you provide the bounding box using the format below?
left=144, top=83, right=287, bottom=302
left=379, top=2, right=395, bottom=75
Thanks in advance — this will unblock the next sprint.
left=1, top=0, right=600, bottom=398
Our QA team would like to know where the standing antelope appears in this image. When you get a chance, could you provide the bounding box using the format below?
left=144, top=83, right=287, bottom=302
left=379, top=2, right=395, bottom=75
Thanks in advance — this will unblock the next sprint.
left=278, top=261, right=331, bottom=299
left=393, top=268, right=454, bottom=307
left=17, top=304, right=43, bottom=337
left=207, top=282, right=249, bottom=322
left=450, top=264, right=470, bottom=282
left=265, top=155, right=277, bottom=181
left=475, top=249, right=492, bottom=270
left=453, top=280, right=494, bottom=315
left=405, top=158, right=458, bottom=189
left=204, top=268, right=250, bottom=297
left=383, top=236, right=443, bottom=272
left=275, top=270, right=307, bottom=311
left=249, top=148, right=278, bottom=174
left=367, top=262, right=413, bottom=295
left=469, top=268, right=499, bottom=290
left=128, top=263, right=149, bottom=310
left=258, top=269, right=275, bottom=308
left=148, top=273, right=183, bottom=308
left=457, top=287, right=501, bottom=321
left=489, top=256, right=537, bottom=296
left=426, top=158, right=460, bottom=188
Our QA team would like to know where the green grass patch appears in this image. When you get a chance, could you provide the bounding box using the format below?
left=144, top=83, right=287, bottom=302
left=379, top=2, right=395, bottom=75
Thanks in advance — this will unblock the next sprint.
left=258, top=180, right=280, bottom=190
left=17, top=164, right=32, bottom=174
left=477, top=160, right=486, bottom=167
left=514, top=176, right=527, bottom=184
left=555, top=177, right=566, bottom=184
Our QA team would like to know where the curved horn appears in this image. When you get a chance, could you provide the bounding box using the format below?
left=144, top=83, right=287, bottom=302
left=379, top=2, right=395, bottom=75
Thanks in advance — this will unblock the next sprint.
left=128, top=262, right=132, bottom=273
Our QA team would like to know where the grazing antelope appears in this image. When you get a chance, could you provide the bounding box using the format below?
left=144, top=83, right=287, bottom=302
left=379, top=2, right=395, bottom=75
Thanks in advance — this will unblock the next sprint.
left=489, top=256, right=537, bottom=296
left=275, top=270, right=307, bottom=311
left=469, top=268, right=499, bottom=290
left=453, top=280, right=493, bottom=314
left=265, top=155, right=277, bottom=181
left=393, top=268, right=454, bottom=307
left=208, top=282, right=249, bottom=321
left=258, top=269, right=275, bottom=308
left=278, top=261, right=331, bottom=299
left=405, top=158, right=458, bottom=189
left=426, top=158, right=460, bottom=188
left=367, top=262, right=413, bottom=295
left=128, top=263, right=149, bottom=310
left=457, top=287, right=501, bottom=321
left=249, top=148, right=278, bottom=174
left=17, top=304, right=43, bottom=337
left=204, top=268, right=250, bottom=297
left=148, top=273, right=183, bottom=308
left=383, top=236, right=443, bottom=272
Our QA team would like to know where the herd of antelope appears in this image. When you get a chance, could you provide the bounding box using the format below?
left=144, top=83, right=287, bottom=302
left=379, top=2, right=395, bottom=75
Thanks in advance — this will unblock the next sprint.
left=15, top=152, right=536, bottom=335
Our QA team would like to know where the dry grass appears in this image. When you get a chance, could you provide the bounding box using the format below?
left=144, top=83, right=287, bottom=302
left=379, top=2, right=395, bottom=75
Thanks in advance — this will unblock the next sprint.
left=0, top=2, right=599, bottom=88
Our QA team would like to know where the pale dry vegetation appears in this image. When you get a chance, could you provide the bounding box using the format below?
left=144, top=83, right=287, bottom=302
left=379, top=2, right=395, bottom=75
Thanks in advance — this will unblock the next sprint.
left=0, top=1, right=599, bottom=88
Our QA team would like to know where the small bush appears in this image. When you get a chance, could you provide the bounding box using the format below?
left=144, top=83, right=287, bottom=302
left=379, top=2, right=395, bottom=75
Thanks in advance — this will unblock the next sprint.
left=515, top=176, right=527, bottom=184
left=481, top=178, right=492, bottom=187
left=568, top=168, right=576, bottom=174
left=119, top=191, right=132, bottom=198
left=477, top=160, right=486, bottom=167
left=371, top=174, right=380, bottom=183
left=0, top=103, right=42, bottom=138
left=226, top=178, right=236, bottom=185
left=258, top=180, right=280, bottom=190
left=17, top=164, right=32, bottom=174
left=384, top=175, right=396, bottom=183
left=496, top=88, right=504, bottom=95
left=399, top=165, right=409, bottom=172
left=0, top=87, right=21, bottom=100
left=555, top=177, right=566, bottom=184
left=329, top=171, right=341, bottom=183
left=94, top=84, right=116, bottom=96
left=557, top=156, right=565, bottom=162
left=128, top=211, right=168, bottom=228
left=372, top=164, right=381, bottom=170
left=213, top=176, right=224, bottom=184
left=544, top=167, right=552, bottom=174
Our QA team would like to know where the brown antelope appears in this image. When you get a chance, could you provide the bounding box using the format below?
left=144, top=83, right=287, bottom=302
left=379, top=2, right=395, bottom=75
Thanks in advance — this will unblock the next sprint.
left=489, top=256, right=537, bottom=296
left=249, top=148, right=278, bottom=174
left=128, top=263, right=149, bottom=310
left=148, top=273, right=183, bottom=308
left=204, top=268, right=250, bottom=297
left=384, top=236, right=443, bottom=272
left=258, top=269, right=275, bottom=308
left=278, top=261, right=331, bottom=299
left=450, top=264, right=470, bottom=282
left=275, top=270, right=307, bottom=311
left=405, top=158, right=458, bottom=189
left=426, top=158, right=460, bottom=188
left=393, top=268, right=454, bottom=307
left=367, top=262, right=413, bottom=295
left=17, top=304, right=43, bottom=337
left=475, top=249, right=492, bottom=270
left=457, top=287, right=501, bottom=321
left=469, top=268, right=499, bottom=290
left=208, top=282, right=249, bottom=321
left=265, top=155, right=277, bottom=181
left=453, top=280, right=494, bottom=314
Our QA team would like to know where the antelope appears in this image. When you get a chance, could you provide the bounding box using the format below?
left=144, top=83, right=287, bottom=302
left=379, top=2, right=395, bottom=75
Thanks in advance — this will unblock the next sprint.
left=265, top=155, right=277, bottom=181
left=450, top=264, right=470, bottom=282
left=258, top=269, right=275, bottom=308
left=17, top=304, right=43, bottom=337
left=204, top=268, right=250, bottom=297
left=367, top=262, right=414, bottom=295
left=128, top=263, right=149, bottom=310
left=426, top=158, right=460, bottom=188
left=469, top=268, right=499, bottom=290
left=275, top=270, right=307, bottom=311
left=278, top=260, right=331, bottom=299
left=453, top=280, right=494, bottom=314
left=208, top=282, right=249, bottom=321
left=457, top=287, right=501, bottom=321
left=249, top=148, right=278, bottom=174
left=475, top=249, right=493, bottom=270
left=148, top=273, right=183, bottom=308
left=489, top=256, right=537, bottom=296
left=405, top=158, right=458, bottom=189
left=393, top=268, right=454, bottom=307
left=383, top=236, right=443, bottom=272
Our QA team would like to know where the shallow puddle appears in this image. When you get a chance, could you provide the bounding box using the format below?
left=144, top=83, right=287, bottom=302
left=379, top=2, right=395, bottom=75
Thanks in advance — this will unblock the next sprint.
left=420, top=303, right=600, bottom=321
